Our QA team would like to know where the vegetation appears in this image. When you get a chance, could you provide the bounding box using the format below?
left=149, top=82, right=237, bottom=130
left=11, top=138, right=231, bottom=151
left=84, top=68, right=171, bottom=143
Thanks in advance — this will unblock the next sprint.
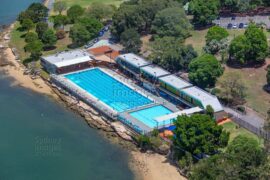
left=221, top=0, right=268, bottom=13
left=151, top=7, right=191, bottom=39
left=41, top=29, right=57, bottom=49
left=24, top=40, right=43, bottom=61
left=229, top=24, right=268, bottom=65
left=53, top=1, right=67, bottom=15
left=267, top=67, right=270, bottom=86
left=150, top=37, right=197, bottom=72
left=25, top=32, right=38, bottom=43
left=67, top=5, right=84, bottom=23
left=69, top=24, right=91, bottom=46
left=87, top=2, right=116, bottom=21
left=173, top=114, right=229, bottom=156
left=216, top=71, right=247, bottom=105
left=205, top=26, right=229, bottom=43
left=188, top=54, right=224, bottom=88
left=36, top=22, right=49, bottom=39
left=17, top=3, right=48, bottom=23
left=120, top=28, right=142, bottom=53
left=191, top=136, right=269, bottom=179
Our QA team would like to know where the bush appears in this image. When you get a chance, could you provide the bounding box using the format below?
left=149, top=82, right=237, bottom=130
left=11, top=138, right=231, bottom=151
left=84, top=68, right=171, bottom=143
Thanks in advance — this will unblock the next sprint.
left=56, top=29, right=66, bottom=39
left=25, top=32, right=38, bottom=43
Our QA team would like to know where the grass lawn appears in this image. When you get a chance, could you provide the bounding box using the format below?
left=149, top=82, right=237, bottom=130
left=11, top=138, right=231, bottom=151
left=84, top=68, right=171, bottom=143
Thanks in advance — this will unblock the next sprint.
left=222, top=121, right=264, bottom=146
left=10, top=22, right=72, bottom=63
left=55, top=0, right=123, bottom=8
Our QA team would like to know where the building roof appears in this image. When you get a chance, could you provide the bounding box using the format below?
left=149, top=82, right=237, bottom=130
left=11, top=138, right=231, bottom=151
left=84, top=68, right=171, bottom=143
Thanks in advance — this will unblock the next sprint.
left=181, top=87, right=223, bottom=112
left=42, top=50, right=92, bottom=68
left=118, top=53, right=151, bottom=68
left=159, top=75, right=192, bottom=90
left=141, top=65, right=170, bottom=78
left=88, top=46, right=114, bottom=55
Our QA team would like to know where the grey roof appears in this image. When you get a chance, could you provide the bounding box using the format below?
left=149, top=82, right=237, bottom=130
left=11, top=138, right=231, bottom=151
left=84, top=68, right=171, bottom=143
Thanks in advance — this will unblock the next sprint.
left=41, top=50, right=92, bottom=68
left=159, top=75, right=192, bottom=90
left=182, top=86, right=223, bottom=112
left=118, top=53, right=151, bottom=68
left=141, top=65, right=170, bottom=78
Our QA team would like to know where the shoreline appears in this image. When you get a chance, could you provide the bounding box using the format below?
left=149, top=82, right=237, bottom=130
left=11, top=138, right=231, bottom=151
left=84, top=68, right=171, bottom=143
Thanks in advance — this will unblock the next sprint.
left=0, top=13, right=186, bottom=180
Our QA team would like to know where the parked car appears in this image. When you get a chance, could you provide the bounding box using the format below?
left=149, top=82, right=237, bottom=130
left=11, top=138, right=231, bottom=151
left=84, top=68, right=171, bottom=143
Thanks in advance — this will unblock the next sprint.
left=227, top=23, right=233, bottom=29
left=232, top=24, right=237, bottom=29
left=231, top=16, right=236, bottom=20
left=243, top=23, right=248, bottom=28
left=239, top=23, right=244, bottom=28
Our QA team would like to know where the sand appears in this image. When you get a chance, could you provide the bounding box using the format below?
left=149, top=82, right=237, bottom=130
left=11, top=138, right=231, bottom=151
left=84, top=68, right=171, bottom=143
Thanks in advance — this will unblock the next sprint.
left=131, top=151, right=186, bottom=180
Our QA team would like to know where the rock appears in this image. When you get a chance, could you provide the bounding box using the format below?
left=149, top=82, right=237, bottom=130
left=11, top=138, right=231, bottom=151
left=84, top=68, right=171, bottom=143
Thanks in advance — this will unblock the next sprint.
left=157, top=144, right=170, bottom=155
left=111, top=122, right=133, bottom=141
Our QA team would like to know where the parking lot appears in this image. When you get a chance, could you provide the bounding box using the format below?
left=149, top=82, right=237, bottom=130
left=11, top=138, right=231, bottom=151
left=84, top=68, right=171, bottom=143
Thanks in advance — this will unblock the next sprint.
left=213, top=15, right=270, bottom=29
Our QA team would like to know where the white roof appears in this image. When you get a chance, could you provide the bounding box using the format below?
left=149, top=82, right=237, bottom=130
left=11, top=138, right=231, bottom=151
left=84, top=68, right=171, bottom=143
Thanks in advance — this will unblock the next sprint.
left=42, top=50, right=92, bottom=68
left=159, top=75, right=192, bottom=90
left=141, top=65, right=170, bottom=78
left=182, top=87, right=223, bottom=112
left=118, top=53, right=151, bottom=68
left=155, top=107, right=203, bottom=122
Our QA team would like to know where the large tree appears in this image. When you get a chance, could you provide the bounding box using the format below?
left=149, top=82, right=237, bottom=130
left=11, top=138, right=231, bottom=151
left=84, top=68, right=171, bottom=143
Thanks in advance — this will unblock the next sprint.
left=151, top=7, right=191, bottom=39
left=77, top=17, right=103, bottom=39
left=188, top=54, right=223, bottom=88
left=21, top=19, right=34, bottom=32
left=173, top=114, right=229, bottom=156
left=189, top=0, right=220, bottom=26
left=120, top=28, right=142, bottom=53
left=35, top=22, right=49, bottom=39
left=217, top=72, right=246, bottom=105
left=52, top=14, right=69, bottom=29
left=205, top=26, right=229, bottom=43
left=24, top=40, right=43, bottom=60
left=191, top=135, right=269, bottom=180
left=25, top=32, right=38, bottom=43
left=18, top=3, right=48, bottom=23
left=41, top=29, right=57, bottom=49
left=53, top=1, right=67, bottom=15
left=229, top=24, right=268, bottom=65
left=87, top=2, right=116, bottom=21
left=69, top=24, right=90, bottom=46
left=67, top=5, right=84, bottom=23
left=150, top=37, right=197, bottom=72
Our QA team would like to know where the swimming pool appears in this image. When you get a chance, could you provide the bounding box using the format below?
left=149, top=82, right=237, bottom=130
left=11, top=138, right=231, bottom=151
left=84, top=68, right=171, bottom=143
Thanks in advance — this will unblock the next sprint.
left=130, top=105, right=173, bottom=128
left=65, top=68, right=152, bottom=112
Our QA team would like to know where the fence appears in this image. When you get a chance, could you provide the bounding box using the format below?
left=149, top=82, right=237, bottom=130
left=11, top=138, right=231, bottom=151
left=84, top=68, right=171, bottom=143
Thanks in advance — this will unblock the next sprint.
left=229, top=113, right=270, bottom=141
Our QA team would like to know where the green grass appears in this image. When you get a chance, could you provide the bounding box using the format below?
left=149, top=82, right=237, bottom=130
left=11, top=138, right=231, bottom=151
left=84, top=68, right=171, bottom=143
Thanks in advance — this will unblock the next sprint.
left=222, top=122, right=264, bottom=146
left=55, top=0, right=123, bottom=8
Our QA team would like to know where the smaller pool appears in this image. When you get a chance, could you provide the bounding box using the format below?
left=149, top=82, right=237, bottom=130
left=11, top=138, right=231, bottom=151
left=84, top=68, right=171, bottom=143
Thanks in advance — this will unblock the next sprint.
left=130, top=105, right=173, bottom=128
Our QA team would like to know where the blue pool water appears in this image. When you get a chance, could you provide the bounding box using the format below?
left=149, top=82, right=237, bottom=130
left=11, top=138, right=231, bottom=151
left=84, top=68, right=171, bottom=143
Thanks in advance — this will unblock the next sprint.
left=65, top=68, right=152, bottom=112
left=130, top=105, right=173, bottom=128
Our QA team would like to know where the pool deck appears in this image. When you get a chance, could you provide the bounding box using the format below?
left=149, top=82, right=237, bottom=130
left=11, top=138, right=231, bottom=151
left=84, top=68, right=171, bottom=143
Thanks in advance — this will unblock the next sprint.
left=51, top=67, right=179, bottom=134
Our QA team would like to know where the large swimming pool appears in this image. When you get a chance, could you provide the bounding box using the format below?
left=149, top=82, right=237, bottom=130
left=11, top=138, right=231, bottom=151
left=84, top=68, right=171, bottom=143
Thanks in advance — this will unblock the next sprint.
left=130, top=105, right=173, bottom=128
left=65, top=68, right=152, bottom=112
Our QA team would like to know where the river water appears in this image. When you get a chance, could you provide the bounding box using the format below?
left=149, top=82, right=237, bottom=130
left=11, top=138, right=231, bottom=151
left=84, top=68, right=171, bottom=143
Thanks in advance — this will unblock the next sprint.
left=0, top=0, right=135, bottom=179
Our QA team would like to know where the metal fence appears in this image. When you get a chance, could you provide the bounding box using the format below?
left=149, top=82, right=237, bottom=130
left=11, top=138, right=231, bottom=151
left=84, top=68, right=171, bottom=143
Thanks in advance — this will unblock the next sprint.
left=229, top=113, right=270, bottom=140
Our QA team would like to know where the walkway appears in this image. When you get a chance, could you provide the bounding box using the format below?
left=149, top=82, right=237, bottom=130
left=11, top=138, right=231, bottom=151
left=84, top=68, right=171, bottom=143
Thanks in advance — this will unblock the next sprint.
left=224, top=106, right=265, bottom=128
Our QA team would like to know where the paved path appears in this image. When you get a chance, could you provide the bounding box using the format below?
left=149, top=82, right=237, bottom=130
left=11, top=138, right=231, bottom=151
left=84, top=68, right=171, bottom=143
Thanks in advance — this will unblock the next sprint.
left=224, top=106, right=265, bottom=128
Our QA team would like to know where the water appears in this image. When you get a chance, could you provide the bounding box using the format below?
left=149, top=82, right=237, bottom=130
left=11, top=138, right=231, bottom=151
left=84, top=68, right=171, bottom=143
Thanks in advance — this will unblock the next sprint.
left=65, top=68, right=152, bottom=112
left=130, top=105, right=173, bottom=128
left=0, top=74, right=135, bottom=180
left=0, top=0, right=42, bottom=26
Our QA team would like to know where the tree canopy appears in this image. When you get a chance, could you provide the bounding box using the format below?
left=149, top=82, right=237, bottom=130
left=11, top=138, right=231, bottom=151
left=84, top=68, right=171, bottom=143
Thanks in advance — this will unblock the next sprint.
left=188, top=54, right=223, bottom=88
left=191, top=135, right=269, bottom=180
left=53, top=1, right=67, bottom=15
left=120, top=28, right=142, bottom=53
left=150, top=37, right=197, bottom=72
left=25, top=32, right=38, bottom=43
left=173, top=114, right=229, bottom=156
left=87, top=2, right=116, bottom=21
left=17, top=3, right=48, bottom=23
left=229, top=24, right=268, bottom=65
left=69, top=24, right=90, bottom=46
left=36, top=22, right=49, bottom=39
left=151, top=7, right=191, bottom=39
left=67, top=5, right=84, bottom=23
left=41, top=29, right=57, bottom=49
left=24, top=40, right=43, bottom=60
left=189, top=0, right=220, bottom=26
left=21, top=19, right=34, bottom=32
left=206, top=26, right=229, bottom=43
left=76, top=17, right=103, bottom=39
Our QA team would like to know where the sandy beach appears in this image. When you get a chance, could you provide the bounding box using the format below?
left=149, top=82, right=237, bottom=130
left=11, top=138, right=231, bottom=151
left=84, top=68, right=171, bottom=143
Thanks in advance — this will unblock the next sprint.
left=0, top=24, right=186, bottom=180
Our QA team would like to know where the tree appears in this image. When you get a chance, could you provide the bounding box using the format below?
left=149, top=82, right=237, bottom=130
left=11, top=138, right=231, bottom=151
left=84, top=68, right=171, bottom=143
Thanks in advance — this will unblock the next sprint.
left=188, top=54, right=223, bottom=88
left=41, top=29, right=57, bottom=49
left=120, top=28, right=142, bottom=53
left=217, top=72, right=246, bottom=105
left=205, top=105, right=214, bottom=118
left=151, top=7, right=191, bottom=39
left=69, top=24, right=90, bottom=46
left=18, top=3, right=48, bottom=23
left=222, top=0, right=263, bottom=13
left=173, top=114, right=229, bottom=156
left=245, top=24, right=268, bottom=64
left=21, top=19, right=34, bottom=32
left=189, top=0, right=220, bottom=26
left=229, top=35, right=249, bottom=64
left=206, top=26, right=229, bottom=43
left=191, top=135, right=269, bottom=180
left=52, top=14, right=69, bottom=29
left=36, top=22, right=49, bottom=39
left=150, top=37, right=197, bottom=72
left=53, top=1, right=67, bottom=15
left=204, top=38, right=228, bottom=55
left=67, top=5, right=84, bottom=23
left=24, top=40, right=43, bottom=60
left=77, top=17, right=103, bottom=39
left=25, top=32, right=38, bottom=43
left=87, top=2, right=116, bottom=21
